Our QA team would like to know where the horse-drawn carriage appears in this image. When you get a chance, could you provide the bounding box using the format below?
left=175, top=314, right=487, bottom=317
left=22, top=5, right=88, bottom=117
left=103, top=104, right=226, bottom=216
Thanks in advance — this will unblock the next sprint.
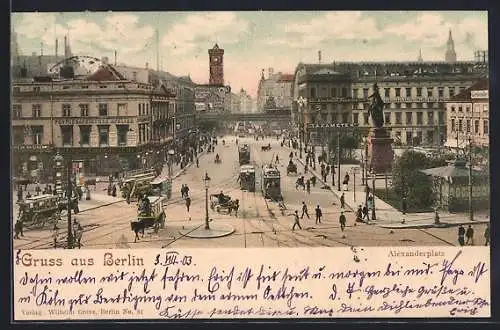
left=130, top=195, right=167, bottom=242
left=286, top=161, right=298, bottom=175
left=239, top=165, right=256, bottom=192
left=210, top=193, right=239, bottom=215
left=261, top=144, right=271, bottom=151
left=16, top=194, right=61, bottom=229
left=262, top=164, right=283, bottom=201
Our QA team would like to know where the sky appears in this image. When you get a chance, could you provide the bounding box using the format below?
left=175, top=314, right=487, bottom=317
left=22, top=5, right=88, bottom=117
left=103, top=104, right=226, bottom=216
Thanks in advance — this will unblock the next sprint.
left=11, top=11, right=488, bottom=98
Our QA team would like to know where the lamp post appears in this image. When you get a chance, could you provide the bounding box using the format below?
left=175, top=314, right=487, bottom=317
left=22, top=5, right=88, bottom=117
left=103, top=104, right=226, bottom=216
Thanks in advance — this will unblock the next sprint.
left=167, top=149, right=175, bottom=199
left=371, top=171, right=377, bottom=220
left=204, top=172, right=211, bottom=230
left=53, top=152, right=64, bottom=197
left=468, top=137, right=474, bottom=221
left=351, top=167, right=359, bottom=202
left=297, top=97, right=307, bottom=159
left=361, top=137, right=366, bottom=185
left=337, top=130, right=341, bottom=192
left=364, top=137, right=369, bottom=186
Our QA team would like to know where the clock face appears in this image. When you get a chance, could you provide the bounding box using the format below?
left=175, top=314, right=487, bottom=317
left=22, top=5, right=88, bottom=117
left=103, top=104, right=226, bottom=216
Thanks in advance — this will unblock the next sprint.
left=213, top=57, right=220, bottom=64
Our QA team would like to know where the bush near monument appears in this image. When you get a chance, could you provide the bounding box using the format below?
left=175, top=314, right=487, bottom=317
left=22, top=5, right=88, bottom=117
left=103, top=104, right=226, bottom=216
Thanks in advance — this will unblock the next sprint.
left=389, top=150, right=452, bottom=211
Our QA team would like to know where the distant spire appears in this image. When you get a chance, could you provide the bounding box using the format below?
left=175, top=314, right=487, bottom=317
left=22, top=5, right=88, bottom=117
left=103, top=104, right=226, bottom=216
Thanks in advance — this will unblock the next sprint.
left=445, top=28, right=457, bottom=63
left=418, top=48, right=423, bottom=62
left=318, top=50, right=322, bottom=64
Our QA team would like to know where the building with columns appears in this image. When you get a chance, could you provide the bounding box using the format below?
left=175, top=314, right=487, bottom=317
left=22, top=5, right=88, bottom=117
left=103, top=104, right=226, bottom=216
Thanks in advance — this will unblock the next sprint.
left=445, top=78, right=489, bottom=149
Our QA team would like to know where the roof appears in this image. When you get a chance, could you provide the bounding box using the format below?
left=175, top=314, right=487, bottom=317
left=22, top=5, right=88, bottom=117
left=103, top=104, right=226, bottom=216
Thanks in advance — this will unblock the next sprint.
left=277, top=74, right=294, bottom=82
left=86, top=65, right=126, bottom=81
left=450, top=78, right=489, bottom=101
left=420, top=159, right=488, bottom=179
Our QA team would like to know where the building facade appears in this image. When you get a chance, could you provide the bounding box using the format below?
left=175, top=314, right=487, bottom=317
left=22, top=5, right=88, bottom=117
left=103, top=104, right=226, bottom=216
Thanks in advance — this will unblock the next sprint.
left=445, top=79, right=489, bottom=149
left=256, top=68, right=293, bottom=112
left=229, top=92, right=241, bottom=113
left=11, top=61, right=190, bottom=179
left=238, top=88, right=253, bottom=114
left=292, top=61, right=487, bottom=147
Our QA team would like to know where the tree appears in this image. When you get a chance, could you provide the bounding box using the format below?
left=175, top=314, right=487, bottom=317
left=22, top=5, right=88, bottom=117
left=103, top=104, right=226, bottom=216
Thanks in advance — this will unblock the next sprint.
left=391, top=150, right=441, bottom=210
left=327, top=134, right=360, bottom=160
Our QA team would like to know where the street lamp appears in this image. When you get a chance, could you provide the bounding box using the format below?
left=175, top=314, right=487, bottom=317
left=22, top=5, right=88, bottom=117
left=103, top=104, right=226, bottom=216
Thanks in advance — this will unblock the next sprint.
left=298, top=97, right=307, bottom=159
left=204, top=172, right=211, bottom=230
left=468, top=137, right=474, bottom=221
left=371, top=171, right=377, bottom=220
left=53, top=152, right=64, bottom=196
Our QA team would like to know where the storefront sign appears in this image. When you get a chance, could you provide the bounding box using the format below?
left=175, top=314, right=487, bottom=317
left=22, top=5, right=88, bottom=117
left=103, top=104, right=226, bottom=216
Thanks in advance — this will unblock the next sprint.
left=13, top=144, right=53, bottom=151
left=55, top=117, right=134, bottom=125
left=471, top=90, right=489, bottom=99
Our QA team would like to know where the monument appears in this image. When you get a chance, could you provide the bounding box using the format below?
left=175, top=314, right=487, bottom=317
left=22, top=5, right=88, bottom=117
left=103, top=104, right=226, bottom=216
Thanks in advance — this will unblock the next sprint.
left=367, top=83, right=394, bottom=173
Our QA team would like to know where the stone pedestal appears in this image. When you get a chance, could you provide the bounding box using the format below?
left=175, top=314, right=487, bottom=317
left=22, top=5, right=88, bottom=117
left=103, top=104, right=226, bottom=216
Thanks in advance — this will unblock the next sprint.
left=368, top=128, right=394, bottom=174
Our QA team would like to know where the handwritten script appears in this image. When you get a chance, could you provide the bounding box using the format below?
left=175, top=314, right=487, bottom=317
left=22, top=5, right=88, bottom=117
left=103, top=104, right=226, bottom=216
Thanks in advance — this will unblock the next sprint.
left=13, top=247, right=490, bottom=319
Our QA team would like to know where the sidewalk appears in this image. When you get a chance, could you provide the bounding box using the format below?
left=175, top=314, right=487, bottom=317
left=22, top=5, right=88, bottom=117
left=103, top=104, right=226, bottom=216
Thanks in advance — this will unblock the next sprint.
left=290, top=145, right=489, bottom=229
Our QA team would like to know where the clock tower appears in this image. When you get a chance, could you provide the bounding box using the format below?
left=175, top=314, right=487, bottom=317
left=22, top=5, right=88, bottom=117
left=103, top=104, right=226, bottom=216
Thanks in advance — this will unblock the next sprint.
left=208, top=44, right=224, bottom=85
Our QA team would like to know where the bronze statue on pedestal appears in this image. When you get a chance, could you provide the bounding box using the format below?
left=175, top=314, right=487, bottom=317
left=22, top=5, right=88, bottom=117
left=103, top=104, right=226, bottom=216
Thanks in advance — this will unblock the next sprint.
left=367, top=83, right=385, bottom=128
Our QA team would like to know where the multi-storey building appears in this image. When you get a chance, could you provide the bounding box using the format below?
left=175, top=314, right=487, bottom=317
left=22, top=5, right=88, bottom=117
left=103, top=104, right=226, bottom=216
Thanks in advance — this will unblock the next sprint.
left=229, top=92, right=241, bottom=113
left=292, top=60, right=487, bottom=147
left=445, top=78, right=489, bottom=149
left=238, top=88, right=253, bottom=114
left=11, top=59, right=184, bottom=179
left=256, top=68, right=293, bottom=112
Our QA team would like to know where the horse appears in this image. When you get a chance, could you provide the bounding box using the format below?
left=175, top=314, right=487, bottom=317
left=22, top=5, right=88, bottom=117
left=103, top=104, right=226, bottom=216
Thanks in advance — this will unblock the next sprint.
left=131, top=219, right=146, bottom=243
left=295, top=177, right=305, bottom=190
left=228, top=199, right=240, bottom=217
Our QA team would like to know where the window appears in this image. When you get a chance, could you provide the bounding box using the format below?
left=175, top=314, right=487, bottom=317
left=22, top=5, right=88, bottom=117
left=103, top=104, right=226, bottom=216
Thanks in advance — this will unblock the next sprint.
left=352, top=89, right=357, bottom=98
left=405, top=88, right=410, bottom=98
left=395, top=112, right=402, bottom=124
left=459, top=87, right=465, bottom=94
left=385, top=88, right=390, bottom=98
left=79, top=104, right=89, bottom=117
left=322, top=88, right=327, bottom=97
left=439, top=112, right=444, bottom=125
left=31, top=126, right=43, bottom=145
left=438, top=87, right=444, bottom=98
left=363, top=113, right=369, bottom=125
left=62, top=104, right=71, bottom=117
left=426, top=131, right=434, bottom=144
left=451, top=105, right=456, bottom=112
left=395, top=88, right=401, bottom=97
left=385, top=112, right=391, bottom=124
left=458, top=105, right=463, bottom=112
left=417, top=112, right=423, bottom=125
left=321, top=104, right=327, bottom=111
left=79, top=126, right=91, bottom=145
left=466, top=105, right=471, bottom=112
left=342, top=113, right=349, bottom=123
left=458, top=119, right=463, bottom=132
left=99, top=103, right=108, bottom=116
left=13, top=126, right=24, bottom=145
left=353, top=113, right=359, bottom=124
left=117, top=103, right=128, bottom=116
left=13, top=87, right=20, bottom=93
left=427, top=111, right=434, bottom=125
left=451, top=119, right=456, bottom=131
left=117, top=125, right=128, bottom=146
left=13, top=104, right=22, bottom=119
left=406, top=112, right=413, bottom=125
left=310, top=88, right=316, bottom=98
left=363, top=88, right=369, bottom=99
left=395, top=103, right=401, bottom=108
left=416, top=87, right=422, bottom=97
left=341, top=87, right=348, bottom=97
left=449, top=87, right=455, bottom=96
left=33, top=86, right=40, bottom=93
left=466, top=119, right=471, bottom=133
left=427, top=88, right=433, bottom=98
left=483, top=120, right=489, bottom=135
left=32, top=104, right=41, bottom=118
left=406, top=131, right=412, bottom=145
left=406, top=103, right=411, bottom=109
left=332, top=88, right=337, bottom=97
left=474, top=120, right=480, bottom=134
left=98, top=125, right=109, bottom=146
left=61, top=126, right=73, bottom=146
left=422, top=102, right=428, bottom=108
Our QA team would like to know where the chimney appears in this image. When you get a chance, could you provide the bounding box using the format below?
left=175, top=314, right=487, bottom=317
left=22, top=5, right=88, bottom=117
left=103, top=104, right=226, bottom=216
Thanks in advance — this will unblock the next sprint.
left=64, top=36, right=68, bottom=58
left=114, top=50, right=117, bottom=66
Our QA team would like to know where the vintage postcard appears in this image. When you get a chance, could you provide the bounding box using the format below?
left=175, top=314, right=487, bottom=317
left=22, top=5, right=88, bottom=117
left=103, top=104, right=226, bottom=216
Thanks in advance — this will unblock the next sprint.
left=10, top=11, right=490, bottom=320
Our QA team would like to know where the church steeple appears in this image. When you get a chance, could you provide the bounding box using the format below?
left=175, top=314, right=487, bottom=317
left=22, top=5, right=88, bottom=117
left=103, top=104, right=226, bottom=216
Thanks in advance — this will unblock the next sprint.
left=417, top=48, right=423, bottom=62
left=445, top=29, right=457, bottom=63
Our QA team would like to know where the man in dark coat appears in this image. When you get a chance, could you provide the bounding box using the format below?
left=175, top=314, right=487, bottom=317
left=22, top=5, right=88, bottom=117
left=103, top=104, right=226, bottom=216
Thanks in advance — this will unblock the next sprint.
left=339, top=211, right=347, bottom=231
left=315, top=205, right=322, bottom=224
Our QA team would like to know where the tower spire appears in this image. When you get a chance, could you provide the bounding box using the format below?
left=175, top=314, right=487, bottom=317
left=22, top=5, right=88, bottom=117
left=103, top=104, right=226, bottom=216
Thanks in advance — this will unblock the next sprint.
left=445, top=28, right=457, bottom=63
left=418, top=48, right=423, bottom=62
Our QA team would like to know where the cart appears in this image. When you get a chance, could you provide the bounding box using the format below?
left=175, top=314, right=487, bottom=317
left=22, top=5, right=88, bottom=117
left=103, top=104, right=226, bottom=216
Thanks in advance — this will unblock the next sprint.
left=287, top=162, right=298, bottom=175
left=17, top=194, right=61, bottom=229
left=210, top=194, right=238, bottom=213
left=131, top=196, right=167, bottom=242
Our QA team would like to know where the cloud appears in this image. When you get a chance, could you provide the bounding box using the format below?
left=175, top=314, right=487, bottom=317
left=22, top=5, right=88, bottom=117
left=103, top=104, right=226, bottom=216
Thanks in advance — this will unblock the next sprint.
left=266, top=11, right=383, bottom=48
left=161, top=12, right=249, bottom=55
left=14, top=12, right=155, bottom=57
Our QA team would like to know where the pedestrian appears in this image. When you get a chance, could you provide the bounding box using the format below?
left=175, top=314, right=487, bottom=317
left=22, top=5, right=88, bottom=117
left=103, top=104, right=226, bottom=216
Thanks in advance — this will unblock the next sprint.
left=306, top=179, right=311, bottom=194
left=185, top=196, right=191, bottom=213
left=35, top=185, right=41, bottom=196
left=342, top=173, right=349, bottom=191
left=465, top=225, right=474, bottom=245
left=458, top=225, right=466, bottom=246
left=339, top=211, right=346, bottom=231
left=356, top=205, right=363, bottom=222
left=17, top=186, right=23, bottom=202
left=304, top=164, right=308, bottom=174
left=301, top=201, right=310, bottom=219
left=180, top=184, right=185, bottom=198
left=196, top=157, right=199, bottom=168
left=292, top=210, right=302, bottom=231
left=185, top=185, right=190, bottom=197
left=289, top=151, right=294, bottom=159
left=340, top=193, right=345, bottom=209
left=401, top=197, right=408, bottom=214
left=484, top=224, right=490, bottom=246
left=315, top=205, right=322, bottom=224
left=362, top=204, right=369, bottom=221
left=275, top=154, right=280, bottom=164
left=311, top=176, right=316, bottom=187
